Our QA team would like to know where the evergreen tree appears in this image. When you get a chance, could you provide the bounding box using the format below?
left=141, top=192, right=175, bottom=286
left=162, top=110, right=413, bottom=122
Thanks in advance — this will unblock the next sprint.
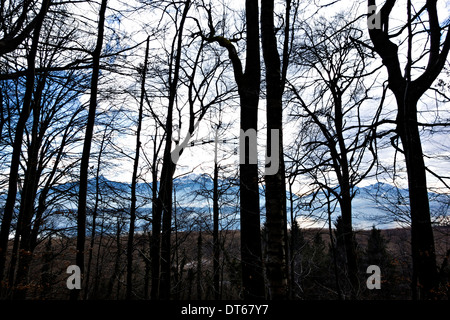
left=333, top=216, right=360, bottom=298
left=309, top=232, right=330, bottom=299
left=297, top=230, right=331, bottom=299
left=290, top=220, right=304, bottom=255
left=367, top=225, right=388, bottom=267
left=364, top=225, right=398, bottom=299
left=334, top=216, right=348, bottom=267
left=289, top=221, right=305, bottom=298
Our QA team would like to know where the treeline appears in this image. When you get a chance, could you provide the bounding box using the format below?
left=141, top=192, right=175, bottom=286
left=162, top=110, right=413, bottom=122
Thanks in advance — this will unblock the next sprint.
left=0, top=0, right=449, bottom=300
left=8, top=222, right=449, bottom=300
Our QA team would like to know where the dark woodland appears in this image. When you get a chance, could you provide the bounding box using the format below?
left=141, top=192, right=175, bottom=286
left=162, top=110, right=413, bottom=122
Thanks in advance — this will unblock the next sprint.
left=0, top=0, right=449, bottom=301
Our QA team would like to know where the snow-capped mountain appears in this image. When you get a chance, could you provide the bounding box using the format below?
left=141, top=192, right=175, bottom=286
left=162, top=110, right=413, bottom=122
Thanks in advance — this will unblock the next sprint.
left=21, top=173, right=449, bottom=232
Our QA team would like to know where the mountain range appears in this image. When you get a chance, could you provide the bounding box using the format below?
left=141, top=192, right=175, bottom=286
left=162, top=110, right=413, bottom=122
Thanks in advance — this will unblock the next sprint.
left=38, top=173, right=449, bottom=231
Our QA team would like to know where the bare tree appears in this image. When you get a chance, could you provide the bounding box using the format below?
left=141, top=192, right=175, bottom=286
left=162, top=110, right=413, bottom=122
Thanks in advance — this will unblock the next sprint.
left=260, top=0, right=296, bottom=300
left=148, top=0, right=230, bottom=299
left=150, top=0, right=191, bottom=300
left=126, top=36, right=150, bottom=300
left=0, top=0, right=48, bottom=289
left=288, top=12, right=381, bottom=298
left=0, top=0, right=51, bottom=56
left=367, top=0, right=450, bottom=299
left=71, top=0, right=108, bottom=300
left=198, top=0, right=266, bottom=299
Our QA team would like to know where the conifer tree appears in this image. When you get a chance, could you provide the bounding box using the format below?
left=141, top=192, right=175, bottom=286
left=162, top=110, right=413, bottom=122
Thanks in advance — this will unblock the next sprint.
left=367, top=226, right=388, bottom=267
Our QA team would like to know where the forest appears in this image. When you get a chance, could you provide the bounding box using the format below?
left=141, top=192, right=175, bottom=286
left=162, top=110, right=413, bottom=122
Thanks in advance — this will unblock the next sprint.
left=0, top=0, right=449, bottom=301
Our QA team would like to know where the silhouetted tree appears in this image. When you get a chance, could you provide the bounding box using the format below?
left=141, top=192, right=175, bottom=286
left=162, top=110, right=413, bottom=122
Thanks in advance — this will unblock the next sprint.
left=288, top=12, right=380, bottom=298
left=199, top=0, right=266, bottom=299
left=72, top=0, right=108, bottom=300
left=0, top=0, right=49, bottom=291
left=0, top=0, right=51, bottom=56
left=126, top=36, right=150, bottom=300
left=367, top=0, right=450, bottom=299
left=261, top=0, right=293, bottom=299
left=367, top=226, right=388, bottom=266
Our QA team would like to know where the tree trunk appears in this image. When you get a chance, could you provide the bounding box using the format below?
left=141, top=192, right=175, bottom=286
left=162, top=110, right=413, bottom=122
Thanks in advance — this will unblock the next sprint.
left=0, top=0, right=47, bottom=288
left=237, top=0, right=266, bottom=301
left=213, top=156, right=220, bottom=299
left=396, top=96, right=438, bottom=299
left=261, top=0, right=288, bottom=300
left=195, top=0, right=265, bottom=300
left=71, top=0, right=108, bottom=300
left=334, top=91, right=359, bottom=299
left=126, top=36, right=149, bottom=300
left=327, top=192, right=343, bottom=300
left=338, top=194, right=358, bottom=298
left=143, top=232, right=152, bottom=299
left=84, top=125, right=107, bottom=300
left=158, top=161, right=175, bottom=300
left=12, top=83, right=42, bottom=299
left=157, top=1, right=191, bottom=300
left=367, top=0, right=449, bottom=299
left=94, top=216, right=105, bottom=298
left=150, top=133, right=161, bottom=300
left=288, top=182, right=296, bottom=299
left=196, top=231, right=203, bottom=300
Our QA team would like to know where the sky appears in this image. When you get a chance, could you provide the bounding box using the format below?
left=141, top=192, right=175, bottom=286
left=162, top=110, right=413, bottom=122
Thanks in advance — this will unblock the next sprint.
left=72, top=0, right=450, bottom=199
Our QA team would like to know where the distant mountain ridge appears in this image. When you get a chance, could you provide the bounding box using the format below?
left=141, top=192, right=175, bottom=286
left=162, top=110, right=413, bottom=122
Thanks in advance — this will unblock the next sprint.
left=14, top=173, right=448, bottom=231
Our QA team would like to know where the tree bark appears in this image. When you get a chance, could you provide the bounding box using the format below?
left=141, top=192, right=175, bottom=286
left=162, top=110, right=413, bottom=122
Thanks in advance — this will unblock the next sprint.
left=236, top=0, right=266, bottom=300
left=337, top=194, right=358, bottom=298
left=11, top=76, right=44, bottom=299
left=261, top=0, right=288, bottom=299
left=396, top=94, right=438, bottom=299
left=83, top=137, right=102, bottom=300
left=0, top=0, right=51, bottom=56
left=150, top=131, right=161, bottom=299
left=157, top=0, right=191, bottom=300
left=333, top=89, right=359, bottom=298
left=0, top=1, right=48, bottom=289
left=70, top=0, right=108, bottom=300
left=126, top=36, right=150, bottom=300
left=367, top=0, right=449, bottom=299
left=213, top=151, right=220, bottom=299
left=200, top=1, right=265, bottom=298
